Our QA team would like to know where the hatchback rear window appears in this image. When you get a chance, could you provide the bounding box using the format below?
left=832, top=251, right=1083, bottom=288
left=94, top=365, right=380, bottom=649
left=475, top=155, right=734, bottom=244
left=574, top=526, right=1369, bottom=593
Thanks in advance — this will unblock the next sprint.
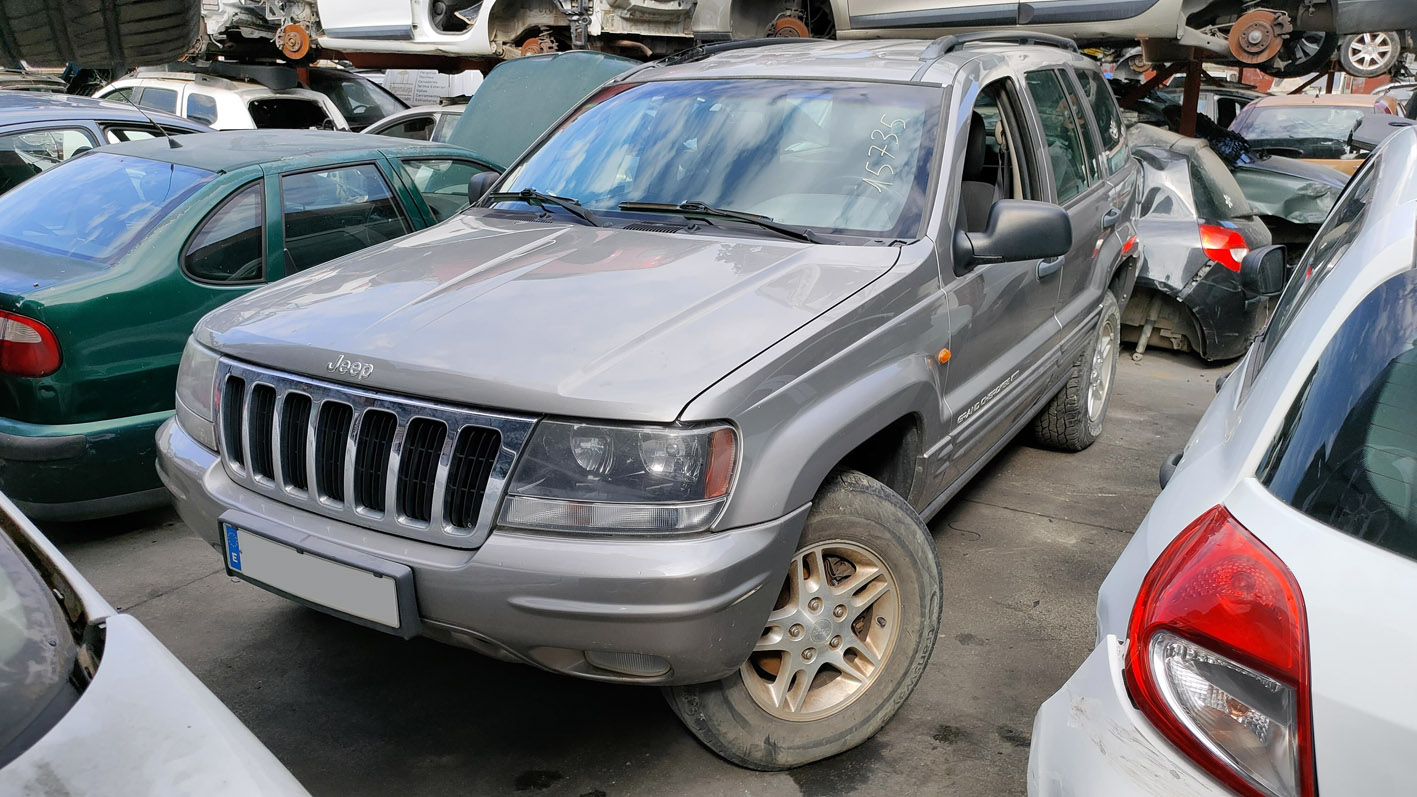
left=247, top=98, right=334, bottom=129
left=1259, top=268, right=1417, bottom=561
left=0, top=153, right=214, bottom=264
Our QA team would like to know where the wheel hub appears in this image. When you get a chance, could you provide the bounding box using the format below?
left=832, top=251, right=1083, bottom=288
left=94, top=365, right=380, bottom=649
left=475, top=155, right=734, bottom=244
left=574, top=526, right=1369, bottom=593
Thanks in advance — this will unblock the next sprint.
left=741, top=541, right=899, bottom=721
left=1088, top=316, right=1117, bottom=423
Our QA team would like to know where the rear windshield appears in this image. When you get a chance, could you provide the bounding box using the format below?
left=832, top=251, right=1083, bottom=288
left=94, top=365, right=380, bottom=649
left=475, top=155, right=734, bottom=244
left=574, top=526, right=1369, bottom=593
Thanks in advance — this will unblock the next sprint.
left=247, top=98, right=334, bottom=129
left=1259, top=268, right=1417, bottom=561
left=0, top=152, right=214, bottom=264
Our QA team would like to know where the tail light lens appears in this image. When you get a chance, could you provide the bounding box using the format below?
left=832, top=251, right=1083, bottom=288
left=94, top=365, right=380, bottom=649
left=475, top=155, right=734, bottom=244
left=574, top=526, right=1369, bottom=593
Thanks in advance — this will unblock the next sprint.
left=1125, top=506, right=1313, bottom=797
left=1200, top=225, right=1249, bottom=272
left=0, top=311, right=60, bottom=377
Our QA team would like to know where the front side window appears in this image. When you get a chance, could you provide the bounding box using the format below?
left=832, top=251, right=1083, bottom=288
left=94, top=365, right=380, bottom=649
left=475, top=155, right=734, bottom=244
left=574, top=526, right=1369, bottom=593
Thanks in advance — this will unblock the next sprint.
left=248, top=98, right=334, bottom=130
left=1075, top=69, right=1128, bottom=174
left=281, top=163, right=408, bottom=271
left=1025, top=70, right=1094, bottom=203
left=399, top=158, right=491, bottom=221
left=183, top=181, right=265, bottom=283
left=1260, top=269, right=1417, bottom=561
left=0, top=152, right=214, bottom=264
left=497, top=79, right=941, bottom=241
left=0, top=128, right=95, bottom=193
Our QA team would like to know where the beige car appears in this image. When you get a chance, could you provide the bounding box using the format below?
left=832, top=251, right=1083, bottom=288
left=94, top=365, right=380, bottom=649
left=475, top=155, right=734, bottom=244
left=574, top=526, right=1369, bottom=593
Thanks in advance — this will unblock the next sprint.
left=1231, top=93, right=1398, bottom=176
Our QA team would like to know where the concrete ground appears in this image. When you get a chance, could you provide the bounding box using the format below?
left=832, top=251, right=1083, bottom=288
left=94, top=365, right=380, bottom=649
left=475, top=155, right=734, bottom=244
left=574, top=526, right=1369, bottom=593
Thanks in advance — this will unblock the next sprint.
left=43, top=350, right=1227, bottom=797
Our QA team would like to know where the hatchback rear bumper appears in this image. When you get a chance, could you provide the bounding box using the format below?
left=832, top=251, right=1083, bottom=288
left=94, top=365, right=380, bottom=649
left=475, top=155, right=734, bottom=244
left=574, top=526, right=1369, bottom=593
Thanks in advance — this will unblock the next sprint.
left=1028, top=635, right=1229, bottom=796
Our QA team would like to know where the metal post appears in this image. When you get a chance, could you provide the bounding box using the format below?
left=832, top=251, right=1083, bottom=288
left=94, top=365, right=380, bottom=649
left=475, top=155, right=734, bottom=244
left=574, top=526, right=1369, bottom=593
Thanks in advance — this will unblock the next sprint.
left=1179, top=49, right=1203, bottom=138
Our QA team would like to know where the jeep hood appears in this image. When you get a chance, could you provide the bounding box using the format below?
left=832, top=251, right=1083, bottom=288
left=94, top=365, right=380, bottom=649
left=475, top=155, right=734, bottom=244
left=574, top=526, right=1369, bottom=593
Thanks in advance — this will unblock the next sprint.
left=197, top=214, right=899, bottom=421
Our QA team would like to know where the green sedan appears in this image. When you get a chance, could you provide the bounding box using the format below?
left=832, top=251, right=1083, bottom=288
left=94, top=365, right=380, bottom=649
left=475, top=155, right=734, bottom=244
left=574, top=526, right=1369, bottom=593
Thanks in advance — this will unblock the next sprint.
left=0, top=130, right=495, bottom=520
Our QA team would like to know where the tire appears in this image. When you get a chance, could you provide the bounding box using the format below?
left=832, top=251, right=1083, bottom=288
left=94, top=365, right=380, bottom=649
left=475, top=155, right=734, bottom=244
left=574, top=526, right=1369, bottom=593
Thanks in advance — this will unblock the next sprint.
left=1260, top=32, right=1340, bottom=79
left=1032, top=290, right=1120, bottom=452
left=0, top=0, right=201, bottom=68
left=666, top=470, right=942, bottom=770
left=1340, top=31, right=1402, bottom=78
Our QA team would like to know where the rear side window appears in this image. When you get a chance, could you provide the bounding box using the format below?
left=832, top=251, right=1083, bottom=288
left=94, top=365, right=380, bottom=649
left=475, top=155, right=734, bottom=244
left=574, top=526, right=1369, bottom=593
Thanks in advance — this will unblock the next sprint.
left=1025, top=70, right=1094, bottom=203
left=1075, top=69, right=1128, bottom=174
left=1260, top=269, right=1417, bottom=561
left=183, top=182, right=265, bottom=283
left=281, top=163, right=408, bottom=271
left=186, top=93, right=218, bottom=125
left=136, top=86, right=178, bottom=114
left=1187, top=147, right=1253, bottom=220
left=376, top=116, right=436, bottom=141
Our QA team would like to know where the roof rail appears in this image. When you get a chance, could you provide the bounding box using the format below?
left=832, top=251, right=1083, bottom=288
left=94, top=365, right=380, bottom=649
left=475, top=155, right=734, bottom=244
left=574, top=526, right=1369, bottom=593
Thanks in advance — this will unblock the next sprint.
left=919, top=30, right=1079, bottom=61
left=649, top=37, right=813, bottom=69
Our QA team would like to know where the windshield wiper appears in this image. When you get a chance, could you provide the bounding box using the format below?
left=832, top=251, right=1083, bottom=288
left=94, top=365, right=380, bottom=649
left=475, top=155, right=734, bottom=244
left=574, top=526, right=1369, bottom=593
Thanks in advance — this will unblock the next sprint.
left=486, top=188, right=600, bottom=227
left=619, top=201, right=820, bottom=243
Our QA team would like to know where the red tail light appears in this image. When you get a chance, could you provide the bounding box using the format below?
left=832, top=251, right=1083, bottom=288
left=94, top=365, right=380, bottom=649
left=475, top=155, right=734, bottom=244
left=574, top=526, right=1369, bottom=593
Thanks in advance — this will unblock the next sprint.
left=1199, top=225, right=1249, bottom=272
left=0, top=311, right=61, bottom=377
left=1125, top=506, right=1313, bottom=797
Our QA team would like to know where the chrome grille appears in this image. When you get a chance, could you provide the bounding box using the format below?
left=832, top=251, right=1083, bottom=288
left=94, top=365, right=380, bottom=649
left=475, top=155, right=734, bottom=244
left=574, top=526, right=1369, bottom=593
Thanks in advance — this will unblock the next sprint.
left=217, top=360, right=534, bottom=548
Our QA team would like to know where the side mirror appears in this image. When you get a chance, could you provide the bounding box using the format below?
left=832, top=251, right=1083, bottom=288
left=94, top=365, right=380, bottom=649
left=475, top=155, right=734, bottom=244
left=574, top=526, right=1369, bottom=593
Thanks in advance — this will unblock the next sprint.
left=953, top=200, right=1072, bottom=275
left=467, top=171, right=498, bottom=204
left=1240, top=244, right=1287, bottom=297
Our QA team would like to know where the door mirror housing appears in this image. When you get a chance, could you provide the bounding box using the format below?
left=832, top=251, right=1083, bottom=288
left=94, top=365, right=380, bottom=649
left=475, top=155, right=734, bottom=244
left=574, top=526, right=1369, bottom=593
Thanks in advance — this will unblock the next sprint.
left=1240, top=244, right=1287, bottom=297
left=468, top=171, right=499, bottom=204
left=953, top=199, right=1072, bottom=275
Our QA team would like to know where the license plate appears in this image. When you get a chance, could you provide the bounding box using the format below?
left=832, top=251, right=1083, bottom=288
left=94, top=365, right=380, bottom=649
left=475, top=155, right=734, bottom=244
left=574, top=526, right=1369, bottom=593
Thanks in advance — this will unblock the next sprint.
left=222, top=522, right=402, bottom=629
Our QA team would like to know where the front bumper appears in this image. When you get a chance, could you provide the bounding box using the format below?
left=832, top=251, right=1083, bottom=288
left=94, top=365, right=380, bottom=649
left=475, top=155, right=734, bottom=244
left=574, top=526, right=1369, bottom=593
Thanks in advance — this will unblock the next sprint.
left=1027, top=635, right=1229, bottom=796
left=0, top=410, right=173, bottom=521
left=156, top=418, right=805, bottom=686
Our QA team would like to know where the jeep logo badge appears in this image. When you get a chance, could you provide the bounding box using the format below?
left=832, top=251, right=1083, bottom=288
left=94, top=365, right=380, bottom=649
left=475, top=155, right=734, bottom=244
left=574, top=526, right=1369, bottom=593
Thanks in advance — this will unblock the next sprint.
left=328, top=354, right=374, bottom=381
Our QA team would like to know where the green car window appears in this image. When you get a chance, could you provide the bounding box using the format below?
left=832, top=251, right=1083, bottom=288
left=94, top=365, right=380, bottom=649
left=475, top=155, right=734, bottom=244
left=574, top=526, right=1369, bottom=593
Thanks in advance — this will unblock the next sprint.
left=0, top=152, right=214, bottom=264
left=399, top=158, right=489, bottom=222
left=281, top=163, right=408, bottom=271
left=183, top=181, right=265, bottom=284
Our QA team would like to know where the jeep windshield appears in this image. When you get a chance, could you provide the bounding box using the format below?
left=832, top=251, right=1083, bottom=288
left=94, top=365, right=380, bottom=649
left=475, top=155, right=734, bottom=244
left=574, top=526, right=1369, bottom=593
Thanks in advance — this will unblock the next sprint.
left=0, top=152, right=214, bottom=264
left=493, top=79, right=941, bottom=242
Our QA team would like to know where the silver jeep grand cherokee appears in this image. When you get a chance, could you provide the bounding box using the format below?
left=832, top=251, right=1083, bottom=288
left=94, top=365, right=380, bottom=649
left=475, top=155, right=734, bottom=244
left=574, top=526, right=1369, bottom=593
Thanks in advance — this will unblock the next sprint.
left=157, top=33, right=1140, bottom=769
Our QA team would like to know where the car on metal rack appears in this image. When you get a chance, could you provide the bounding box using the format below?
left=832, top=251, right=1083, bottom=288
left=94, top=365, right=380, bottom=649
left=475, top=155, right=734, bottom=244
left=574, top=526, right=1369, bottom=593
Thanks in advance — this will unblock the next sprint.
left=157, top=33, right=1140, bottom=770
left=1030, top=123, right=1417, bottom=797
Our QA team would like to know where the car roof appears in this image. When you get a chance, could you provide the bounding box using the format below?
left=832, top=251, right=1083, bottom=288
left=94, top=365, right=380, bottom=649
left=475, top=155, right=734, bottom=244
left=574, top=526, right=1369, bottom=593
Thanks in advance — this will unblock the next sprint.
left=0, top=89, right=199, bottom=127
left=628, top=38, right=1095, bottom=85
left=1249, top=93, right=1378, bottom=108
left=93, top=128, right=454, bottom=172
left=114, top=71, right=327, bottom=99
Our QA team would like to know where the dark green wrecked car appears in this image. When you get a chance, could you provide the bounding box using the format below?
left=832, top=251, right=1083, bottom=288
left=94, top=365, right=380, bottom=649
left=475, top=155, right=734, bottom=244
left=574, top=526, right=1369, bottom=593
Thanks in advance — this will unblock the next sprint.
left=0, top=130, right=498, bottom=520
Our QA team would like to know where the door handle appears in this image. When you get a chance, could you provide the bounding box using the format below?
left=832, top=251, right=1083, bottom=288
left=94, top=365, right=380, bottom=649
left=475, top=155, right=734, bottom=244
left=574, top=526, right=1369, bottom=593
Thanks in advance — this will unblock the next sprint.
left=1102, top=207, right=1121, bottom=229
left=1037, top=256, right=1064, bottom=279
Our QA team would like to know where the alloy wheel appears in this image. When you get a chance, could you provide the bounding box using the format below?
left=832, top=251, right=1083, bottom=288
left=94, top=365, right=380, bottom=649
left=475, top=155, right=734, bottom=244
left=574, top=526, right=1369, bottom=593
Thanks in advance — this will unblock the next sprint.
left=1088, top=314, right=1117, bottom=423
left=1348, top=32, right=1396, bottom=72
left=742, top=541, right=900, bottom=721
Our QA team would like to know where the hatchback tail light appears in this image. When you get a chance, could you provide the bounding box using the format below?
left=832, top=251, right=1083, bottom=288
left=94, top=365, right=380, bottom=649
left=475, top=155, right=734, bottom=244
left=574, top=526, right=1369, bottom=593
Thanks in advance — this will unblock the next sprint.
left=1200, top=225, right=1249, bottom=272
left=0, top=311, right=61, bottom=377
left=1125, top=506, right=1313, bottom=797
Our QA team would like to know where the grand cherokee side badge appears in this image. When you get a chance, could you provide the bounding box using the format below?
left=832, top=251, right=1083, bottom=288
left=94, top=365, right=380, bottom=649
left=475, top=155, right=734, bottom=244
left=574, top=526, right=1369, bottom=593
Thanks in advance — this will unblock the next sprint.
left=328, top=354, right=374, bottom=380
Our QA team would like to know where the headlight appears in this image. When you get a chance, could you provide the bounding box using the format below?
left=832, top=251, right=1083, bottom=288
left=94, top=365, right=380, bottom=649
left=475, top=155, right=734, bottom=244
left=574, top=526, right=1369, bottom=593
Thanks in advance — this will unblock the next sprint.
left=174, top=337, right=220, bottom=452
left=501, top=420, right=736, bottom=533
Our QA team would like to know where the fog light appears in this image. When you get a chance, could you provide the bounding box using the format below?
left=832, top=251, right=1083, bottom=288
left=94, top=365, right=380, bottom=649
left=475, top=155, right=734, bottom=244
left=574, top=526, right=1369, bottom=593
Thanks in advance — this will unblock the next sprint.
left=584, top=650, right=671, bottom=677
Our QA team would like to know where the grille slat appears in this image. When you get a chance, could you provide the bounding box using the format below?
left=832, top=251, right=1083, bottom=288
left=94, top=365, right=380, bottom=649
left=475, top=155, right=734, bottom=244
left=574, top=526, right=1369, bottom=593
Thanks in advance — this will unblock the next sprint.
left=221, top=376, right=246, bottom=467
left=397, top=418, right=446, bottom=523
left=280, top=394, right=312, bottom=491
left=445, top=427, right=502, bottom=529
left=353, top=409, right=397, bottom=512
left=248, top=384, right=277, bottom=480
left=315, top=402, right=353, bottom=501
left=215, top=361, right=532, bottom=549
